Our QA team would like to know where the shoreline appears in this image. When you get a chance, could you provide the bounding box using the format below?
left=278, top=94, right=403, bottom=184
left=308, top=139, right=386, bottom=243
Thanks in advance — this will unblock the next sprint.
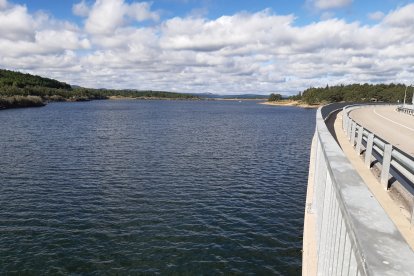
left=210, top=98, right=265, bottom=101
left=260, top=100, right=321, bottom=109
left=1, top=96, right=322, bottom=110
left=108, top=96, right=199, bottom=101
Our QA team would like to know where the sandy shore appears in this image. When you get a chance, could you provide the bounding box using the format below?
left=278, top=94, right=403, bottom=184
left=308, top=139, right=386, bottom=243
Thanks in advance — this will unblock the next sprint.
left=260, top=100, right=321, bottom=109
left=108, top=96, right=320, bottom=108
left=211, top=98, right=265, bottom=101
left=108, top=96, right=137, bottom=100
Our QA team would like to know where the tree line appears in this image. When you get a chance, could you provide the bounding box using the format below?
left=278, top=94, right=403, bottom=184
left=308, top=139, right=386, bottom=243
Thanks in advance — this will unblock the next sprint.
left=0, top=69, right=71, bottom=89
left=269, top=83, right=413, bottom=104
left=0, top=69, right=198, bottom=105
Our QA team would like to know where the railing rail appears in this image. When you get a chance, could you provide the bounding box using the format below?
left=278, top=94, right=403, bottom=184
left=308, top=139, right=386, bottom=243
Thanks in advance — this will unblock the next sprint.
left=309, top=104, right=414, bottom=275
left=342, top=105, right=414, bottom=191
left=397, top=106, right=414, bottom=116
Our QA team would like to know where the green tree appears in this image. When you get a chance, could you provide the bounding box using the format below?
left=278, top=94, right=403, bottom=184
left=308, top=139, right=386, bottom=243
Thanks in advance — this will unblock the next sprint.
left=268, top=93, right=283, bottom=101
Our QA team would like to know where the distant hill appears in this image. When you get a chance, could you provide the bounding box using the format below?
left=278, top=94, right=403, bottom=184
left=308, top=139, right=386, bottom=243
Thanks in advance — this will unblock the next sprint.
left=221, top=94, right=268, bottom=99
left=191, top=93, right=268, bottom=99
left=0, top=69, right=71, bottom=89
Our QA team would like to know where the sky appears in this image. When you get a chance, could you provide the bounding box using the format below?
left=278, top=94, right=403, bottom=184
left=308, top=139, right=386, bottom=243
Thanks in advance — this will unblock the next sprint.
left=1, top=0, right=414, bottom=95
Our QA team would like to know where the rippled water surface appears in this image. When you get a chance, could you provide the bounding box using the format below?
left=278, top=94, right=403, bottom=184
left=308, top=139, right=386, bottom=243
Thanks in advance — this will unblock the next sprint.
left=0, top=100, right=315, bottom=275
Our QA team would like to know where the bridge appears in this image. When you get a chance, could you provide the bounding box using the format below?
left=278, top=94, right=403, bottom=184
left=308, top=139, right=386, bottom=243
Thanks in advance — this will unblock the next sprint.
left=302, top=103, right=414, bottom=275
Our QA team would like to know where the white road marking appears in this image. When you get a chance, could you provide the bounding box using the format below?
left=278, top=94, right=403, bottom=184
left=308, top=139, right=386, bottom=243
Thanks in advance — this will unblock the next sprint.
left=373, top=108, right=414, bottom=132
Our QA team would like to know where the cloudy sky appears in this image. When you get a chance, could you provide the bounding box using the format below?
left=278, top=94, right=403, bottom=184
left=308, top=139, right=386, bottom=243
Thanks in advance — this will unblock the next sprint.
left=1, top=0, right=414, bottom=95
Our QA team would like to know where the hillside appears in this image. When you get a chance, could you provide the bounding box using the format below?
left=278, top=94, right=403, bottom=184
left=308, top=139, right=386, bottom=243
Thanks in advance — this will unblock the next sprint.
left=0, top=69, right=198, bottom=106
left=0, top=69, right=71, bottom=90
left=301, top=83, right=410, bottom=104
left=268, top=83, right=413, bottom=105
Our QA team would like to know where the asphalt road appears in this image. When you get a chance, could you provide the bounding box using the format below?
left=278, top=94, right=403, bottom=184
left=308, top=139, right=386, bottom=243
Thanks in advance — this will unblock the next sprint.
left=349, top=105, right=414, bottom=156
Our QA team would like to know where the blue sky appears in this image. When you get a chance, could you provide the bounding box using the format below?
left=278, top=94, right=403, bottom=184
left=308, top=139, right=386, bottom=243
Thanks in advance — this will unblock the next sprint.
left=1, top=0, right=414, bottom=94
left=13, top=0, right=410, bottom=24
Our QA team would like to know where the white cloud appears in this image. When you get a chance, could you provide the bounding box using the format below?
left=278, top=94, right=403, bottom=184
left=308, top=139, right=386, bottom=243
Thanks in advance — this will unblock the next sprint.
left=90, top=27, right=158, bottom=52
left=0, top=5, right=34, bottom=40
left=160, top=10, right=295, bottom=52
left=1, top=1, right=414, bottom=94
left=85, top=0, right=158, bottom=35
left=0, top=0, right=7, bottom=9
left=0, top=2, right=89, bottom=58
left=35, top=30, right=91, bottom=52
left=368, top=11, right=385, bottom=21
left=72, top=0, right=90, bottom=17
left=128, top=2, right=159, bottom=21
left=382, top=3, right=414, bottom=28
left=85, top=0, right=125, bottom=34
left=308, top=0, right=352, bottom=10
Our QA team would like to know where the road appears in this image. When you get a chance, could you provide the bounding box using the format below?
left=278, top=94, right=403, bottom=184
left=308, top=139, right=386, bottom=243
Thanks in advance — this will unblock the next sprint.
left=349, top=105, right=414, bottom=156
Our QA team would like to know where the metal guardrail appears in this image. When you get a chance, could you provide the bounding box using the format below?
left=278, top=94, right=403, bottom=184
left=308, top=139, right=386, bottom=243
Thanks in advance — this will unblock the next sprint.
left=397, top=106, right=414, bottom=116
left=342, top=105, right=414, bottom=192
left=308, top=104, right=414, bottom=275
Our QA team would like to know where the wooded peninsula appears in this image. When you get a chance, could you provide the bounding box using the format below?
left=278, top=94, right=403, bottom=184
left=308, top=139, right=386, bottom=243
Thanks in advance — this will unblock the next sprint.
left=0, top=69, right=197, bottom=109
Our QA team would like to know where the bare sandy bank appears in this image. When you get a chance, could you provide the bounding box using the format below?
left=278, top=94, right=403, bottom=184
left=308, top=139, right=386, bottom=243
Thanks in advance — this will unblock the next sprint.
left=211, top=98, right=265, bottom=101
left=108, top=96, right=136, bottom=100
left=260, top=100, right=321, bottom=109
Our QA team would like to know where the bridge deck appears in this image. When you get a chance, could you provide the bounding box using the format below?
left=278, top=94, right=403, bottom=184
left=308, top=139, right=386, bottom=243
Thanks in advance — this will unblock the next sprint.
left=349, top=106, right=414, bottom=156
left=334, top=110, right=414, bottom=250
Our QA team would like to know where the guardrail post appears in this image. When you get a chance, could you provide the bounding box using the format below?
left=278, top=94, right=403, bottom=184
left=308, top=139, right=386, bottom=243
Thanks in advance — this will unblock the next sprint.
left=343, top=110, right=349, bottom=132
left=364, top=133, right=374, bottom=168
left=356, top=126, right=363, bottom=155
left=350, top=122, right=357, bottom=146
left=411, top=199, right=414, bottom=226
left=347, top=118, right=352, bottom=140
left=380, top=144, right=392, bottom=190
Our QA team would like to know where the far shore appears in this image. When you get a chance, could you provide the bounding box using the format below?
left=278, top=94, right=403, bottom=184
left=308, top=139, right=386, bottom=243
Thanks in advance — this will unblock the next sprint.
left=108, top=96, right=137, bottom=100
left=108, top=95, right=199, bottom=100
left=0, top=95, right=323, bottom=111
left=108, top=96, right=267, bottom=101
left=211, top=98, right=265, bottom=101
left=260, top=100, right=321, bottom=109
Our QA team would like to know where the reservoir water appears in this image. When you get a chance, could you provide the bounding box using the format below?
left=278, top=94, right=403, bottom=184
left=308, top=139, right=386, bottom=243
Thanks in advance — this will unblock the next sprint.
left=0, top=100, right=315, bottom=274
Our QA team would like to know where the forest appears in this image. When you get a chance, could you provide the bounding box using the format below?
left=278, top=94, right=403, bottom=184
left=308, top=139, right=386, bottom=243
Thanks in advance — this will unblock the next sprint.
left=0, top=69, right=197, bottom=108
left=269, top=83, right=413, bottom=105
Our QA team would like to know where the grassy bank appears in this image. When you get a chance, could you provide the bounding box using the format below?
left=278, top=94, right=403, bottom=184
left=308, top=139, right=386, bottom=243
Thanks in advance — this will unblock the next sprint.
left=0, top=96, right=45, bottom=109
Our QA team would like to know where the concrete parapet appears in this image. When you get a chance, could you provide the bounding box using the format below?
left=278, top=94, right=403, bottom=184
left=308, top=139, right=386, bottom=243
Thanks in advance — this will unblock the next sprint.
left=303, top=104, right=414, bottom=275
